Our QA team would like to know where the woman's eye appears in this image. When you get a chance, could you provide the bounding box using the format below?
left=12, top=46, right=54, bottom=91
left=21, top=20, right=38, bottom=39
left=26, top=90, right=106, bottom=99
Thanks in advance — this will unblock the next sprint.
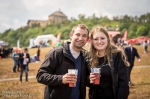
left=93, top=39, right=98, bottom=40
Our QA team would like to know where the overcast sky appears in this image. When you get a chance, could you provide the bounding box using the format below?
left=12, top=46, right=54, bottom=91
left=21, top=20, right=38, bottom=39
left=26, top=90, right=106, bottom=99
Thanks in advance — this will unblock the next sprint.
left=0, top=0, right=149, bottom=33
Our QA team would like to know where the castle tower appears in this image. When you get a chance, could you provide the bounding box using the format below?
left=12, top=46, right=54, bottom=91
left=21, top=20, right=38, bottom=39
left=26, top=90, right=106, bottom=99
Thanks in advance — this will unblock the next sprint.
left=47, top=9, right=68, bottom=24
left=27, top=10, right=68, bottom=27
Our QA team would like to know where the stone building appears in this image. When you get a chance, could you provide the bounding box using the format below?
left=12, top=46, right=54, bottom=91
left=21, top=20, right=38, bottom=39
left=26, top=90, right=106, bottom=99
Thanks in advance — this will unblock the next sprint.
left=27, top=10, right=68, bottom=27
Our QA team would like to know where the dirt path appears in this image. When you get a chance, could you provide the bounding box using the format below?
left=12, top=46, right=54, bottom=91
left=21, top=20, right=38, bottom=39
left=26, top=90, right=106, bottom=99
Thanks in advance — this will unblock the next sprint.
left=0, top=66, right=150, bottom=82
left=0, top=76, right=36, bottom=82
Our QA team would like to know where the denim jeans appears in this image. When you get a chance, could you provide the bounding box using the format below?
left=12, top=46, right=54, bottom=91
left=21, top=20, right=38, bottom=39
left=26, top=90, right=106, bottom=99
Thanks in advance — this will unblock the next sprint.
left=20, top=65, right=28, bottom=82
left=13, top=59, right=19, bottom=72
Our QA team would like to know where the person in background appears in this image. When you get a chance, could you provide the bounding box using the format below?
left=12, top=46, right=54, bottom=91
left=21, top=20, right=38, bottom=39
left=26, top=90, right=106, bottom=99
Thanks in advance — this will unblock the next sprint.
left=27, top=49, right=30, bottom=71
left=87, top=26, right=129, bottom=99
left=143, top=40, right=148, bottom=53
left=49, top=40, right=53, bottom=49
left=36, top=24, right=89, bottom=99
left=56, top=40, right=62, bottom=47
left=37, top=47, right=40, bottom=61
left=0, top=51, right=1, bottom=58
left=124, top=41, right=141, bottom=86
left=12, top=48, right=19, bottom=72
left=8, top=47, right=13, bottom=57
left=19, top=48, right=30, bottom=83
left=17, top=49, right=22, bottom=72
left=0, top=46, right=4, bottom=58
left=119, top=44, right=124, bottom=50
left=34, top=54, right=37, bottom=61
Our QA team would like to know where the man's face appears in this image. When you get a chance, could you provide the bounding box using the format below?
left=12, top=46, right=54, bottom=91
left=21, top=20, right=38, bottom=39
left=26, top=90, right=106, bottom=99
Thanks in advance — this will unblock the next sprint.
left=129, top=43, right=133, bottom=47
left=70, top=27, right=89, bottom=51
left=24, top=50, right=27, bottom=53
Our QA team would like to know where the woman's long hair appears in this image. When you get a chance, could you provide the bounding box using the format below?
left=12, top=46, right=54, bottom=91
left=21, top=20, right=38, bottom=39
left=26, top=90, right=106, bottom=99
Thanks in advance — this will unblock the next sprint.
left=89, top=26, right=129, bottom=68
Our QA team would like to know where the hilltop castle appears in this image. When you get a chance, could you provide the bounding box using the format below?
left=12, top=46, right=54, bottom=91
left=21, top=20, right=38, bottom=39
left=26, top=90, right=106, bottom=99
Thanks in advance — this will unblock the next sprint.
left=27, top=9, right=68, bottom=27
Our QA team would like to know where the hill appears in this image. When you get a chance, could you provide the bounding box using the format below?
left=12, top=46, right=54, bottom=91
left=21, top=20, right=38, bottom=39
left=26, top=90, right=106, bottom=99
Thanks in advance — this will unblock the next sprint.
left=0, top=13, right=150, bottom=47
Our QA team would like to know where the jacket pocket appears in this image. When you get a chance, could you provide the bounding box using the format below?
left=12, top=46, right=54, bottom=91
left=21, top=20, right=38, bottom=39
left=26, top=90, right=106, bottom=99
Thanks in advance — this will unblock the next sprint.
left=89, top=86, right=97, bottom=99
left=49, top=85, right=70, bottom=99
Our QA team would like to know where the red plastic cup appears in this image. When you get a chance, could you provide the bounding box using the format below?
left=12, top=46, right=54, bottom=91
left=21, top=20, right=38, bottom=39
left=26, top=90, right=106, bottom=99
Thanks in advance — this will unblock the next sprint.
left=68, top=69, right=78, bottom=87
left=69, top=83, right=75, bottom=87
left=91, top=68, right=101, bottom=84
left=94, top=73, right=100, bottom=84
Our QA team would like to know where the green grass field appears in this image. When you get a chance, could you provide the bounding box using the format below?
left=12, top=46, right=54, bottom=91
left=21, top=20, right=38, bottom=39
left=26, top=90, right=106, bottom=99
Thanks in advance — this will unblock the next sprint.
left=0, top=45, right=150, bottom=99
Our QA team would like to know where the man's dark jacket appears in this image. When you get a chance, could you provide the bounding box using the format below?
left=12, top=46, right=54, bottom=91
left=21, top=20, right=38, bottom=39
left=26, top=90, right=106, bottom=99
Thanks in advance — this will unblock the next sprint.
left=36, top=42, right=88, bottom=99
left=124, top=46, right=140, bottom=66
left=19, top=52, right=30, bottom=66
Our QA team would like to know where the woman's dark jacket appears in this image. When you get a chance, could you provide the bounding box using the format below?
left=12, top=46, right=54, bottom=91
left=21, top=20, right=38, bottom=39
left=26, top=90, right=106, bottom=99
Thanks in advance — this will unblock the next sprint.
left=36, top=42, right=88, bottom=99
left=86, top=52, right=129, bottom=99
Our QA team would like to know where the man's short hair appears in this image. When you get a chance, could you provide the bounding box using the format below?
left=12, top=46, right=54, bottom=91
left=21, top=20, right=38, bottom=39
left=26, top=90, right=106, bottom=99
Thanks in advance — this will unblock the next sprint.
left=71, top=24, right=89, bottom=35
left=24, top=47, right=28, bottom=51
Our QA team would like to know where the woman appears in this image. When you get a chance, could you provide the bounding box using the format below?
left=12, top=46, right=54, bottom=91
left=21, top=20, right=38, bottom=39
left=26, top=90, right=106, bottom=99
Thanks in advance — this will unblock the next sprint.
left=87, top=26, right=129, bottom=99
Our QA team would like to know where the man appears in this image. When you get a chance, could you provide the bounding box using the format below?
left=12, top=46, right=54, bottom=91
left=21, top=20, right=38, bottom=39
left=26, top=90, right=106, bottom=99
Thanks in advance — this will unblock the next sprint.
left=36, top=24, right=89, bottom=99
left=12, top=48, right=19, bottom=72
left=124, top=41, right=141, bottom=85
left=19, top=48, right=30, bottom=83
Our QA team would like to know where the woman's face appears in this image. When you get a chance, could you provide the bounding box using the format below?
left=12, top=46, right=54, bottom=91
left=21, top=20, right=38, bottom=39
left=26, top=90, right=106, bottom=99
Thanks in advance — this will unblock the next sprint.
left=92, top=31, right=108, bottom=51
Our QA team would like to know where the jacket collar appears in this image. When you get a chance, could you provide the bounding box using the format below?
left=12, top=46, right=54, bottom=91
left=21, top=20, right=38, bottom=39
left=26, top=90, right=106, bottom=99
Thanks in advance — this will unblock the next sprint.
left=63, top=42, right=84, bottom=57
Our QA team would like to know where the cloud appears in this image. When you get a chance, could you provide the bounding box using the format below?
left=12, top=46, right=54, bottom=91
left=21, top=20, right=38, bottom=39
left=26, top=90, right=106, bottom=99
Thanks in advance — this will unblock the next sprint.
left=0, top=0, right=150, bottom=33
left=1, top=23, right=11, bottom=30
left=0, top=15, right=11, bottom=32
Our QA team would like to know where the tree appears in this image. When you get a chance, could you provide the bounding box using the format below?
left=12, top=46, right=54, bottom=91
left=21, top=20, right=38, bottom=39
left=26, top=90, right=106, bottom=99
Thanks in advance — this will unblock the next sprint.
left=121, top=15, right=130, bottom=22
left=1, top=28, right=12, bottom=38
left=59, top=26, right=70, bottom=39
left=70, top=17, right=77, bottom=22
left=128, top=23, right=138, bottom=32
left=134, top=15, right=139, bottom=22
left=78, top=14, right=86, bottom=21
left=113, top=15, right=120, bottom=21
left=146, top=13, right=150, bottom=22
left=119, top=23, right=130, bottom=31
left=128, top=31, right=136, bottom=39
left=140, top=14, right=147, bottom=23
left=148, top=31, right=150, bottom=37
left=136, top=26, right=148, bottom=37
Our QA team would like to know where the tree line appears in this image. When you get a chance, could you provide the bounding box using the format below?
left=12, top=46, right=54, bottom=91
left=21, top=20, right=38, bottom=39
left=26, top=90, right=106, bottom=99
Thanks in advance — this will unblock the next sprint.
left=0, top=13, right=150, bottom=47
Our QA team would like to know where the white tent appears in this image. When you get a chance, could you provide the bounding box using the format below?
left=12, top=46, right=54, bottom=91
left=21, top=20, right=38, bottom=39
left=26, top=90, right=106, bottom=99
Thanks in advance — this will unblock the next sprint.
left=0, top=40, right=9, bottom=46
left=28, top=38, right=36, bottom=48
left=33, top=34, right=57, bottom=46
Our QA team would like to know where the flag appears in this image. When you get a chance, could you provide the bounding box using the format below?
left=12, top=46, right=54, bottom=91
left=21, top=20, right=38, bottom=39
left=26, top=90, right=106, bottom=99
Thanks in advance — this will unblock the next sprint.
left=17, top=39, right=20, bottom=48
left=122, top=30, right=128, bottom=41
left=57, top=33, right=61, bottom=41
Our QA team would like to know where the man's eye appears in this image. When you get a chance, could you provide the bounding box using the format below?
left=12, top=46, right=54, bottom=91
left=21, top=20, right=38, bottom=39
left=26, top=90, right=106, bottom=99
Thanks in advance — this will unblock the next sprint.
left=76, top=34, right=80, bottom=36
left=83, top=35, right=87, bottom=37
